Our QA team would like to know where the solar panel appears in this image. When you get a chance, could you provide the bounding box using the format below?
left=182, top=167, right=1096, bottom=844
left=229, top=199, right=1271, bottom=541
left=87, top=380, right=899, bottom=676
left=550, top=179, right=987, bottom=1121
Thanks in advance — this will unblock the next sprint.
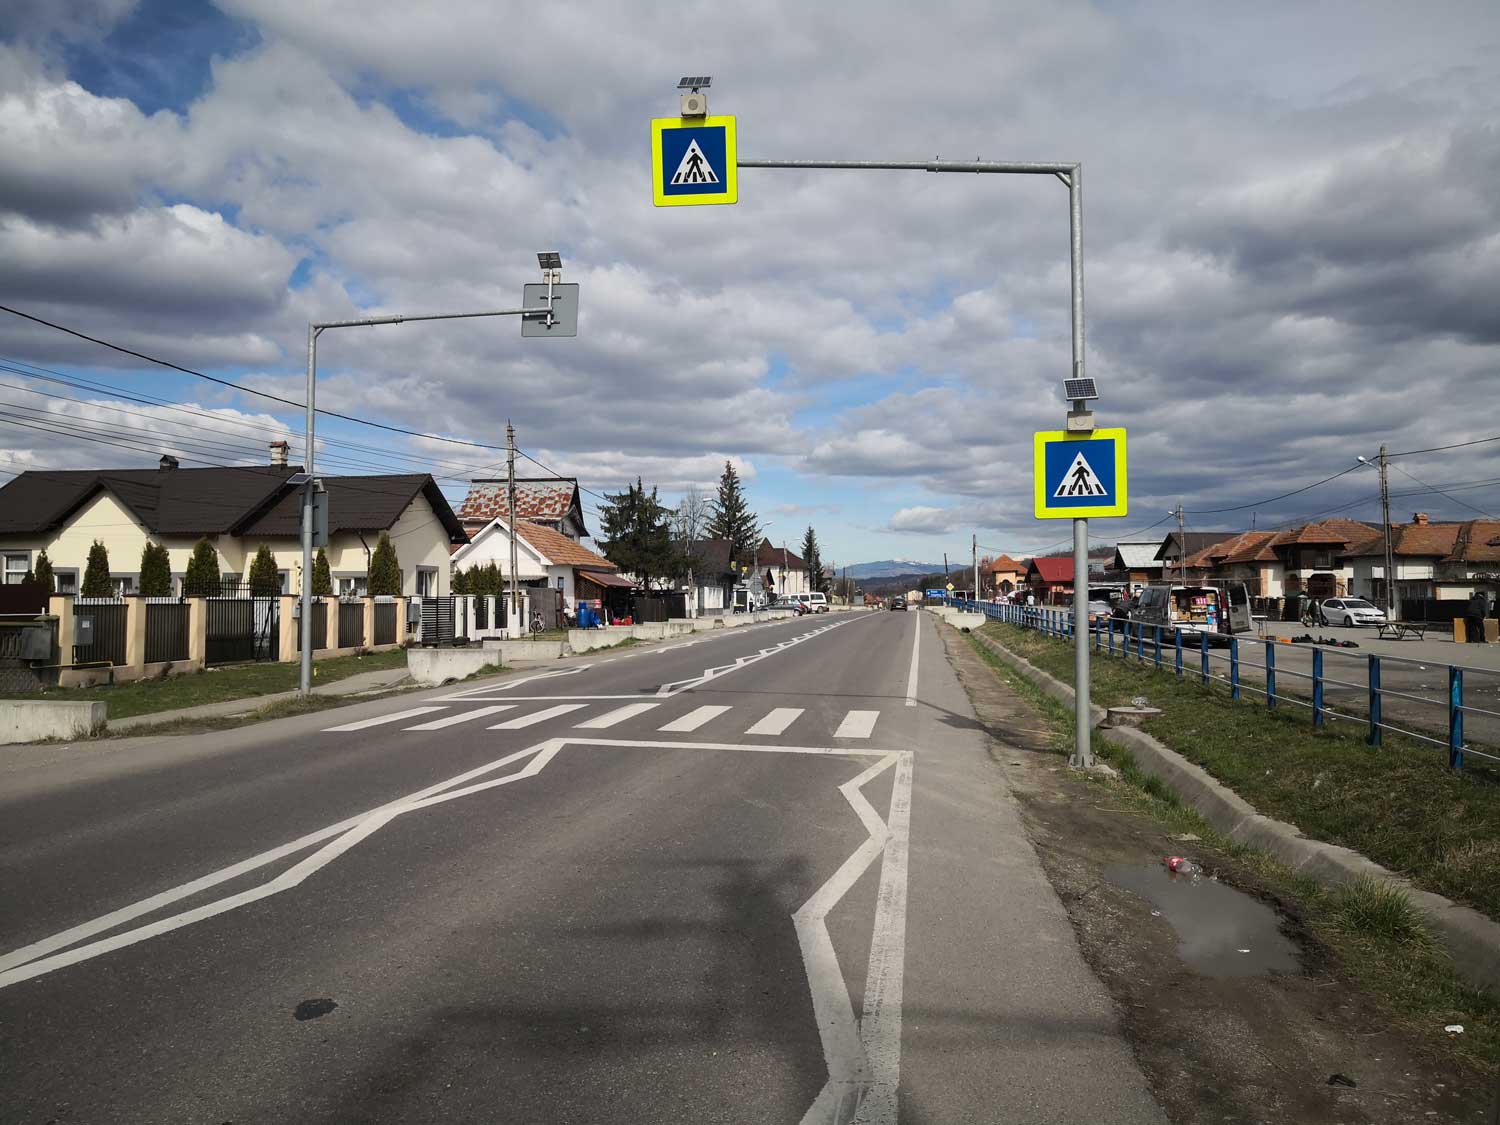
left=537, top=252, right=562, bottom=270
left=677, top=76, right=712, bottom=89
left=1063, top=377, right=1099, bottom=401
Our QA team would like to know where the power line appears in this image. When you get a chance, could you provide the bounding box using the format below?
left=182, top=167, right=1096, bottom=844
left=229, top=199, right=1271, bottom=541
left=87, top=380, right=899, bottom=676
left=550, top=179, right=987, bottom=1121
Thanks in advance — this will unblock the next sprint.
left=1388, top=461, right=1498, bottom=520
left=1389, top=433, right=1500, bottom=458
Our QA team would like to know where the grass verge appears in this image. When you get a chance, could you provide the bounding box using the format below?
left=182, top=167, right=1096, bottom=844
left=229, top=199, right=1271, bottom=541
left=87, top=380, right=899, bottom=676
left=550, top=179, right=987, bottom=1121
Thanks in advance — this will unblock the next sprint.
left=965, top=629, right=1500, bottom=1073
left=980, top=621, right=1500, bottom=924
left=6, top=648, right=410, bottom=718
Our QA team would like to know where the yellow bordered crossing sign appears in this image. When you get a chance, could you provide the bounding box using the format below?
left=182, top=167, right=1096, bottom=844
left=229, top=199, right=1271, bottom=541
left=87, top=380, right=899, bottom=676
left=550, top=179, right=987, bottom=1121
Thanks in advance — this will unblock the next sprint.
left=1033, top=428, right=1129, bottom=519
left=651, top=116, right=738, bottom=207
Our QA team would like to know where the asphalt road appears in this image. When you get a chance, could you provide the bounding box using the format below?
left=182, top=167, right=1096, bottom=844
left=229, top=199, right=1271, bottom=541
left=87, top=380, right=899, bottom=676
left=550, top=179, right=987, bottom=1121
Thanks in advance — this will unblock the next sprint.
left=1, top=610, right=1164, bottom=1123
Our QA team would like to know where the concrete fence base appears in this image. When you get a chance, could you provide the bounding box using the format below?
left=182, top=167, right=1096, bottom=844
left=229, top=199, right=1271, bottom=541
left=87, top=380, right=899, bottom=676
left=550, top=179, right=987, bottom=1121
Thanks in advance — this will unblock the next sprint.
left=1, top=701, right=107, bottom=744
left=406, top=647, right=500, bottom=686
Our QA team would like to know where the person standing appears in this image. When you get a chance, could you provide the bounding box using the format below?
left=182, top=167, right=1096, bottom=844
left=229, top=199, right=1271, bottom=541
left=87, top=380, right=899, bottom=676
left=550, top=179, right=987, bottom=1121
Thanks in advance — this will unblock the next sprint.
left=1465, top=589, right=1489, bottom=644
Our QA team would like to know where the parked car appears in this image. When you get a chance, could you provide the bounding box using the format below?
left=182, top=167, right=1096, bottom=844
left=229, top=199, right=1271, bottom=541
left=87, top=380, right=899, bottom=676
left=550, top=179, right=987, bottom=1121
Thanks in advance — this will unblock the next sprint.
left=890, top=596, right=907, bottom=611
left=809, top=592, right=830, bottom=613
left=1087, top=598, right=1112, bottom=623
left=1318, top=597, right=1387, bottom=627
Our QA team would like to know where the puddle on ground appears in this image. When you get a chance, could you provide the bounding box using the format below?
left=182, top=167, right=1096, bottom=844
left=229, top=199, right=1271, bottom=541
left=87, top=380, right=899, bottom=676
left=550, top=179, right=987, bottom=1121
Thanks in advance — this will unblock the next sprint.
left=1103, top=864, right=1301, bottom=977
left=293, top=997, right=338, bottom=1021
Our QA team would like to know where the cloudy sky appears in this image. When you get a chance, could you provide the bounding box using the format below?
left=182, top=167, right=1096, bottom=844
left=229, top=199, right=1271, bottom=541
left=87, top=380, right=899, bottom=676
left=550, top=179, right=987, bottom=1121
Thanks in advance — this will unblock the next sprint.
left=2, top=1, right=1497, bottom=566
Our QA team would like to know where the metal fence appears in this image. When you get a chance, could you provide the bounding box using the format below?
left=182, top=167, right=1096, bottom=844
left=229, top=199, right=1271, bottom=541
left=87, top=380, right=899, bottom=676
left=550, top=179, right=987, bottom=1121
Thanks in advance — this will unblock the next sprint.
left=72, top=597, right=127, bottom=668
left=374, top=601, right=397, bottom=646
left=205, top=596, right=279, bottom=665
left=145, top=601, right=190, bottom=664
left=631, top=593, right=686, bottom=623
left=952, top=598, right=1500, bottom=772
left=296, top=598, right=328, bottom=651
left=338, top=601, right=364, bottom=649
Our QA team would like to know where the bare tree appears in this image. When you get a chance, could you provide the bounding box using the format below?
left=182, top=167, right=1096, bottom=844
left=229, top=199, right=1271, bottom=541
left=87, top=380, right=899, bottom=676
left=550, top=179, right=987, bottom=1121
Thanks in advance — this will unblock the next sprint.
left=674, top=483, right=711, bottom=543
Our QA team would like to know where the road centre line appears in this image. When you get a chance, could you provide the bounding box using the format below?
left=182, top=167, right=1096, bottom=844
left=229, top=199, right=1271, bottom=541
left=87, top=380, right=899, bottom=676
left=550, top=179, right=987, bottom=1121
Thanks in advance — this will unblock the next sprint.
left=905, top=615, right=921, bottom=708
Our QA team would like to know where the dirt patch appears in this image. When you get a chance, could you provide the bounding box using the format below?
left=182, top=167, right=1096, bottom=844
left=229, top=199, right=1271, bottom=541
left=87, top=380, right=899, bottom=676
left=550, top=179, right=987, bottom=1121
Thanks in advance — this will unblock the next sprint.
left=941, top=622, right=1490, bottom=1124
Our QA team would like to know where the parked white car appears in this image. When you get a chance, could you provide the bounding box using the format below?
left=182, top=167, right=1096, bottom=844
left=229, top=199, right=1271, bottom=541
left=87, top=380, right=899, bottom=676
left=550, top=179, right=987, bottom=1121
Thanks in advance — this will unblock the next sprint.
left=1319, top=597, right=1387, bottom=627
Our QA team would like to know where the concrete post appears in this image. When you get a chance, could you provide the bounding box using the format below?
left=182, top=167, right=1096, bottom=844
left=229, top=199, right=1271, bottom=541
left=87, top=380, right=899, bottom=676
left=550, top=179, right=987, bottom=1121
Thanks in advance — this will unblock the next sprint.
left=362, top=597, right=376, bottom=650
left=123, top=596, right=146, bottom=680
left=277, top=596, right=299, bottom=662
left=322, top=599, right=338, bottom=653
left=187, top=598, right=207, bottom=664
left=394, top=596, right=407, bottom=645
left=49, top=596, right=73, bottom=667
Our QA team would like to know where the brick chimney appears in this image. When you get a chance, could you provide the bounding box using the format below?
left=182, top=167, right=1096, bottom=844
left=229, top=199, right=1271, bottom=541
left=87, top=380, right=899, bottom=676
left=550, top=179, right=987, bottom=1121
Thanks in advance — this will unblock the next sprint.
left=1413, top=512, right=1430, bottom=525
left=269, top=440, right=290, bottom=467
left=158, top=454, right=179, bottom=471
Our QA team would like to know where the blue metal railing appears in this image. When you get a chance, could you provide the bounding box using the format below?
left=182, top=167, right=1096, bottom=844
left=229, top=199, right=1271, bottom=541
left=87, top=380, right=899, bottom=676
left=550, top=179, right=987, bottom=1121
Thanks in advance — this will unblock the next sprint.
left=940, top=596, right=1497, bottom=771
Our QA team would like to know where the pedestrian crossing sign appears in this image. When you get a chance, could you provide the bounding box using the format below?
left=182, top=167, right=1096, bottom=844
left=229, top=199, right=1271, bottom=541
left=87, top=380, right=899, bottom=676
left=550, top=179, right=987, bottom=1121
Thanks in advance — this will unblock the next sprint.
left=651, top=116, right=738, bottom=207
left=1033, top=428, right=1128, bottom=519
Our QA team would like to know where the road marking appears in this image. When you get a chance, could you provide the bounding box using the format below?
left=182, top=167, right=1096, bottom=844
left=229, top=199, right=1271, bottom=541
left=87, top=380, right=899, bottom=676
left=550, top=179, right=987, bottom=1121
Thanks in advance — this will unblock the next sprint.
left=905, top=615, right=921, bottom=708
left=834, top=710, right=879, bottom=739
left=746, top=707, right=804, bottom=736
left=487, top=703, right=587, bottom=729
left=659, top=704, right=732, bottom=732
left=405, top=705, right=515, bottom=731
left=323, top=706, right=445, bottom=732
left=573, top=702, right=661, bottom=729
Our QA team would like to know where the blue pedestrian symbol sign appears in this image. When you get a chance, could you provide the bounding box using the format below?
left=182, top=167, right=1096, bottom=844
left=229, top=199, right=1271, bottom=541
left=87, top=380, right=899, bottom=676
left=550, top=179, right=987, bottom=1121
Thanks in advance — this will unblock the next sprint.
left=1033, top=428, right=1129, bottom=519
left=651, top=116, right=738, bottom=207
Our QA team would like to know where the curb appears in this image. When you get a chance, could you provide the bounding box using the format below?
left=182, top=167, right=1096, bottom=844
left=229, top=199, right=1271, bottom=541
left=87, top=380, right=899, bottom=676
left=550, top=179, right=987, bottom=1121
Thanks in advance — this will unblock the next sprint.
left=964, top=623, right=1500, bottom=995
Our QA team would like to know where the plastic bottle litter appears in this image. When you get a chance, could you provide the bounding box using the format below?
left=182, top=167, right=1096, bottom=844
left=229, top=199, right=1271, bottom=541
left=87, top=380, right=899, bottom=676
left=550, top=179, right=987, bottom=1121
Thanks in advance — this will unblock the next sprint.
left=1163, top=856, right=1200, bottom=876
left=1444, top=1023, right=1464, bottom=1036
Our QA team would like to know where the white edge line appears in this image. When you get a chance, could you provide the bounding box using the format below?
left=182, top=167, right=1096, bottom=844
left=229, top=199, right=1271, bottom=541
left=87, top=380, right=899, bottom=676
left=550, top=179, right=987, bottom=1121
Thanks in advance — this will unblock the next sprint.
left=904, top=614, right=921, bottom=708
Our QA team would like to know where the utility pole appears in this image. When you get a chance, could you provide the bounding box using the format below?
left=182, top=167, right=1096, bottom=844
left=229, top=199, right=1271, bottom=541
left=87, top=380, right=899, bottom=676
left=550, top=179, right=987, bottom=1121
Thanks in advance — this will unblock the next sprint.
left=507, top=421, right=520, bottom=638
left=1173, top=503, right=1185, bottom=584
left=972, top=533, right=978, bottom=602
left=943, top=552, right=950, bottom=596
left=1379, top=444, right=1396, bottom=620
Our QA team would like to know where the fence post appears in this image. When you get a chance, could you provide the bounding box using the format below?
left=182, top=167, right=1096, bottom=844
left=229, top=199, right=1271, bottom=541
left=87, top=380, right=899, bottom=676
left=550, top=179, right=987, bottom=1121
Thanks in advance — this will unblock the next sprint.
left=1450, top=666, right=1465, bottom=771
left=1134, top=621, right=1143, bottom=662
left=1266, top=640, right=1276, bottom=710
left=1367, top=654, right=1381, bottom=746
left=122, top=596, right=146, bottom=682
left=1154, top=625, right=1162, bottom=669
left=1174, top=628, right=1183, bottom=677
left=322, top=599, right=337, bottom=653
left=1312, top=647, right=1325, bottom=728
left=363, top=597, right=376, bottom=650
left=1200, top=630, right=1210, bottom=686
left=1230, top=637, right=1240, bottom=701
left=277, top=595, right=298, bottom=662
left=187, top=597, right=207, bottom=667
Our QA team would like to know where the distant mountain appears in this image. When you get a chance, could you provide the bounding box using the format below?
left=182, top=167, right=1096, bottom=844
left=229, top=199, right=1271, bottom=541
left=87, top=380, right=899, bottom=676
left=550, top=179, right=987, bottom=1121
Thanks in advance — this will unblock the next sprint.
left=845, top=559, right=948, bottom=579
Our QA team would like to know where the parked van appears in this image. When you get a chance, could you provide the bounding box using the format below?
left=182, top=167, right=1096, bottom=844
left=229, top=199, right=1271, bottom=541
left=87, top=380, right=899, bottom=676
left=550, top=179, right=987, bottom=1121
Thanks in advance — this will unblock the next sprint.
left=1128, top=582, right=1251, bottom=641
left=808, top=592, right=830, bottom=613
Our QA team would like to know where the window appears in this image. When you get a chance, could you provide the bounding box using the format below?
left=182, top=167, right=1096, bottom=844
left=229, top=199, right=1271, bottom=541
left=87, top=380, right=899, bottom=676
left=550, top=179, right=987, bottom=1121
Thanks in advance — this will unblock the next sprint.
left=110, top=574, right=136, bottom=595
left=337, top=575, right=368, bottom=597
left=415, top=568, right=437, bottom=597
left=3, top=551, right=30, bottom=584
left=555, top=576, right=565, bottom=591
left=55, top=569, right=78, bottom=595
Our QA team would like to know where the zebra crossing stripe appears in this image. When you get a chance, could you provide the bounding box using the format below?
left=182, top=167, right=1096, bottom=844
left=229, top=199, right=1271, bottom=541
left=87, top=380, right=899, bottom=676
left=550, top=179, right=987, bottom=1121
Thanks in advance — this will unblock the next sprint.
left=574, top=702, right=661, bottom=730
left=405, top=705, right=516, bottom=731
left=658, top=705, right=732, bottom=732
left=323, top=706, right=446, bottom=732
left=488, top=703, right=588, bottom=730
left=834, top=710, right=879, bottom=739
left=746, top=707, right=804, bottom=736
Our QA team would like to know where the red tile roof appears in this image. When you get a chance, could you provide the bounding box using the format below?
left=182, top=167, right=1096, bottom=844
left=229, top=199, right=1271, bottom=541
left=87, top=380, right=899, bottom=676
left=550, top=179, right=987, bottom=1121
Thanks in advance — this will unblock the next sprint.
left=1027, top=556, right=1074, bottom=584
left=1448, top=520, right=1500, bottom=563
left=986, top=554, right=1026, bottom=573
left=513, top=521, right=616, bottom=569
left=458, top=478, right=578, bottom=523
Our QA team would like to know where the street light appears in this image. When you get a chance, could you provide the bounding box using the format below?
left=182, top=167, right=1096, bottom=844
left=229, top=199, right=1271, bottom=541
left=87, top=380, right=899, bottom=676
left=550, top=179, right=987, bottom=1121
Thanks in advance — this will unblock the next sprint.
left=1357, top=450, right=1396, bottom=618
left=297, top=252, right=573, bottom=696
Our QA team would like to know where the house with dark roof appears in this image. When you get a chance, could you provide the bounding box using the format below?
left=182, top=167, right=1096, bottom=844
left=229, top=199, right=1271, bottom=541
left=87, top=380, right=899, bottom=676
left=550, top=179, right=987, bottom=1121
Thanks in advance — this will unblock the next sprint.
left=455, top=478, right=588, bottom=542
left=0, top=453, right=467, bottom=597
left=450, top=516, right=624, bottom=616
left=1173, top=519, right=1379, bottom=599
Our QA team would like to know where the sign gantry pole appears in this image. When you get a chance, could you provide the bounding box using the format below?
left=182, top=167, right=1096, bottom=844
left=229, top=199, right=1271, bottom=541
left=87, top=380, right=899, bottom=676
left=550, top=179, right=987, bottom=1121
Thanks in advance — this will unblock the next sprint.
left=651, top=79, right=1118, bottom=766
left=297, top=256, right=578, bottom=696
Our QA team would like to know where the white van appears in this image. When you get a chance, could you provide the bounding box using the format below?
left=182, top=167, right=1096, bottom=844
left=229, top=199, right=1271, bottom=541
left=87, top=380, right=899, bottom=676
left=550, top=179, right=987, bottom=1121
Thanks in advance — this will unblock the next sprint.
left=808, top=592, right=830, bottom=613
left=1128, top=582, right=1251, bottom=641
